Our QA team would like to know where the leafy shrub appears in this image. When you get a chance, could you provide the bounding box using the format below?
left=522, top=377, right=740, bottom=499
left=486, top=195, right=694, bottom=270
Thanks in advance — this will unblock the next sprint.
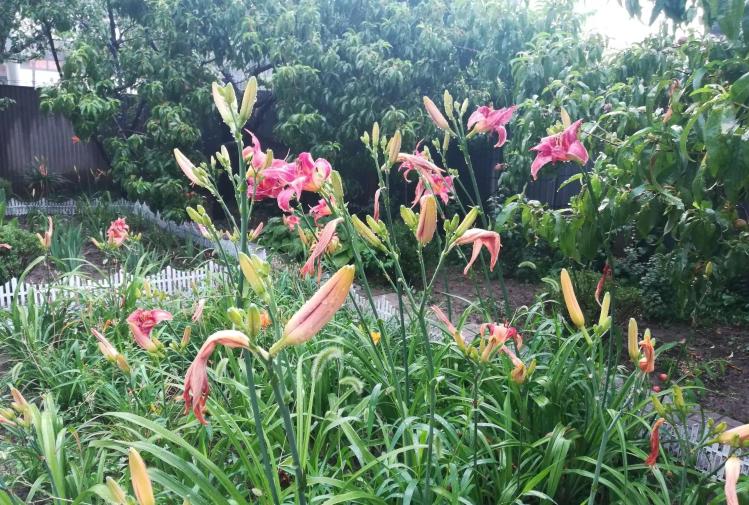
left=0, top=222, right=43, bottom=283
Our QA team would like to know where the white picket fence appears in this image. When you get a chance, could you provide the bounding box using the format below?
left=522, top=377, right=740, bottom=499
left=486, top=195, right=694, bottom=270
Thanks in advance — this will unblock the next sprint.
left=0, top=260, right=227, bottom=308
left=4, top=197, right=261, bottom=259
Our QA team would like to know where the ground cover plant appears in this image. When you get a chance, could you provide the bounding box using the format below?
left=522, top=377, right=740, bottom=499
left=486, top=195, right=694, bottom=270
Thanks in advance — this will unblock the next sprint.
left=0, top=76, right=747, bottom=505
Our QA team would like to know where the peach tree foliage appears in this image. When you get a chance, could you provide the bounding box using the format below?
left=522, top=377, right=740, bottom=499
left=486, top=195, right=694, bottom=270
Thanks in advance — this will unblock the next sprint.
left=494, top=5, right=749, bottom=317
left=14, top=0, right=587, bottom=216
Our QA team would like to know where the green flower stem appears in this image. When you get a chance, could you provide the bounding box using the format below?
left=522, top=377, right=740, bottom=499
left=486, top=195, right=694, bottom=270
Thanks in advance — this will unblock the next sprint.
left=455, top=124, right=512, bottom=318
left=266, top=356, right=308, bottom=505
left=234, top=132, right=250, bottom=306
left=242, top=352, right=281, bottom=505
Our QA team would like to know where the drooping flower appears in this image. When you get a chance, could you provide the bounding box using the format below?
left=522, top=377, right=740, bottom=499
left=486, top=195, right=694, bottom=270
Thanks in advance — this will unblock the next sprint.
left=127, top=309, right=172, bottom=352
left=0, top=244, right=11, bottom=250
left=718, top=424, right=749, bottom=445
left=309, top=197, right=334, bottom=224
left=530, top=119, right=589, bottom=180
left=397, top=151, right=454, bottom=205
left=431, top=305, right=467, bottom=350
left=416, top=195, right=437, bottom=245
left=467, top=105, right=516, bottom=147
left=595, top=263, right=613, bottom=305
left=451, top=229, right=501, bottom=275
left=270, top=265, right=355, bottom=355
left=174, top=148, right=205, bottom=187
left=724, top=456, right=742, bottom=505
left=107, top=218, right=130, bottom=247
left=37, top=216, right=53, bottom=250
left=183, top=330, right=252, bottom=424
left=128, top=448, right=155, bottom=505
left=192, top=299, right=206, bottom=322
left=645, top=418, right=666, bottom=466
left=373, top=188, right=382, bottom=222
left=638, top=328, right=655, bottom=374
left=300, top=218, right=342, bottom=279
left=560, top=268, right=585, bottom=329
left=92, top=328, right=130, bottom=373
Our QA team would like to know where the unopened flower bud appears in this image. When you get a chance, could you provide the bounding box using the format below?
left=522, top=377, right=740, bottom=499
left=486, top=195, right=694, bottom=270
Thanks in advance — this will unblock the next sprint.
left=628, top=318, right=639, bottom=363
left=387, top=131, right=402, bottom=165
left=423, top=96, right=449, bottom=130
left=460, top=98, right=469, bottom=116
left=651, top=395, right=667, bottom=416
left=443, top=90, right=454, bottom=118
left=673, top=385, right=685, bottom=409
left=598, top=292, right=611, bottom=327
left=371, top=122, right=380, bottom=146
left=361, top=131, right=370, bottom=147
left=247, top=304, right=262, bottom=337
left=181, top=326, right=192, bottom=349
left=454, top=207, right=479, bottom=238
left=352, top=215, right=386, bottom=251
left=227, top=307, right=246, bottom=328
left=400, top=205, right=417, bottom=229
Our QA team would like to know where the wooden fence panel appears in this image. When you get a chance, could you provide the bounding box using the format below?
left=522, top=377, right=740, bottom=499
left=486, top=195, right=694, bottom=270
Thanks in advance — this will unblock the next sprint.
left=0, top=85, right=108, bottom=191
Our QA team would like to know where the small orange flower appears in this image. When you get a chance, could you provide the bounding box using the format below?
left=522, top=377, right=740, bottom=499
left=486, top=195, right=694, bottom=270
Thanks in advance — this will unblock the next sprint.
left=645, top=418, right=666, bottom=466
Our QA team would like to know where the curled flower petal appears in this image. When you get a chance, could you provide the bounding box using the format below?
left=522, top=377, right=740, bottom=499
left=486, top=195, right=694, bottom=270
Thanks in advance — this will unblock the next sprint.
left=452, top=229, right=501, bottom=275
left=645, top=418, right=666, bottom=466
left=725, top=456, right=741, bottom=505
left=183, top=330, right=252, bottom=424
left=300, top=218, right=342, bottom=279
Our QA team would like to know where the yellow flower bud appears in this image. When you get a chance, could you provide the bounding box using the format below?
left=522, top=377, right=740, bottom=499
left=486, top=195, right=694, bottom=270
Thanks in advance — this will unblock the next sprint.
left=351, top=215, right=386, bottom=251
left=387, top=130, right=402, bottom=165
left=443, top=89, right=454, bottom=118
left=371, top=122, right=380, bottom=146
left=673, top=385, right=685, bottom=409
left=128, top=448, right=155, bottom=505
left=400, top=205, right=417, bottom=229
left=628, top=318, right=639, bottom=363
left=598, top=292, right=611, bottom=327
left=454, top=207, right=479, bottom=238
left=239, top=76, right=258, bottom=125
left=560, top=269, right=585, bottom=329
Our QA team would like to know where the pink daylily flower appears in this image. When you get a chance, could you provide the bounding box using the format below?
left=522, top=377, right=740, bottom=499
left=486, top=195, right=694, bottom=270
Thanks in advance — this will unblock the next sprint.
left=249, top=222, right=264, bottom=241
left=296, top=152, right=332, bottom=192
left=398, top=151, right=454, bottom=206
left=309, top=197, right=334, bottom=224
left=467, top=105, right=516, bottom=147
left=127, top=308, right=173, bottom=351
left=301, top=218, right=342, bottom=278
left=283, top=214, right=300, bottom=230
left=243, top=131, right=332, bottom=212
left=452, top=229, right=501, bottom=275
left=183, top=330, right=252, bottom=424
left=530, top=119, right=589, bottom=180
left=107, top=218, right=129, bottom=247
left=0, top=244, right=11, bottom=250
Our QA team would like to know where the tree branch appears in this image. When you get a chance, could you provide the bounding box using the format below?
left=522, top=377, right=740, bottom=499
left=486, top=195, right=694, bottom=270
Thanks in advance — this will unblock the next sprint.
left=41, top=20, right=62, bottom=76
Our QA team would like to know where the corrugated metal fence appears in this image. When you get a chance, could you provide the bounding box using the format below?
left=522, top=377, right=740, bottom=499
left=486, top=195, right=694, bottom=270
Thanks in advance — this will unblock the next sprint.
left=524, top=162, right=583, bottom=208
left=0, top=85, right=107, bottom=191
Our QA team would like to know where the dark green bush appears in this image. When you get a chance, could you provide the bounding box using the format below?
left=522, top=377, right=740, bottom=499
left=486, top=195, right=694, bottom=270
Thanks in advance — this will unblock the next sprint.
left=0, top=222, right=43, bottom=283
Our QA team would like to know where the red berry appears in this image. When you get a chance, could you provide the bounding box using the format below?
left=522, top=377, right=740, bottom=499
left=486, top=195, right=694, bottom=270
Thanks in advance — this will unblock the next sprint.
left=659, top=373, right=668, bottom=382
left=652, top=385, right=661, bottom=393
